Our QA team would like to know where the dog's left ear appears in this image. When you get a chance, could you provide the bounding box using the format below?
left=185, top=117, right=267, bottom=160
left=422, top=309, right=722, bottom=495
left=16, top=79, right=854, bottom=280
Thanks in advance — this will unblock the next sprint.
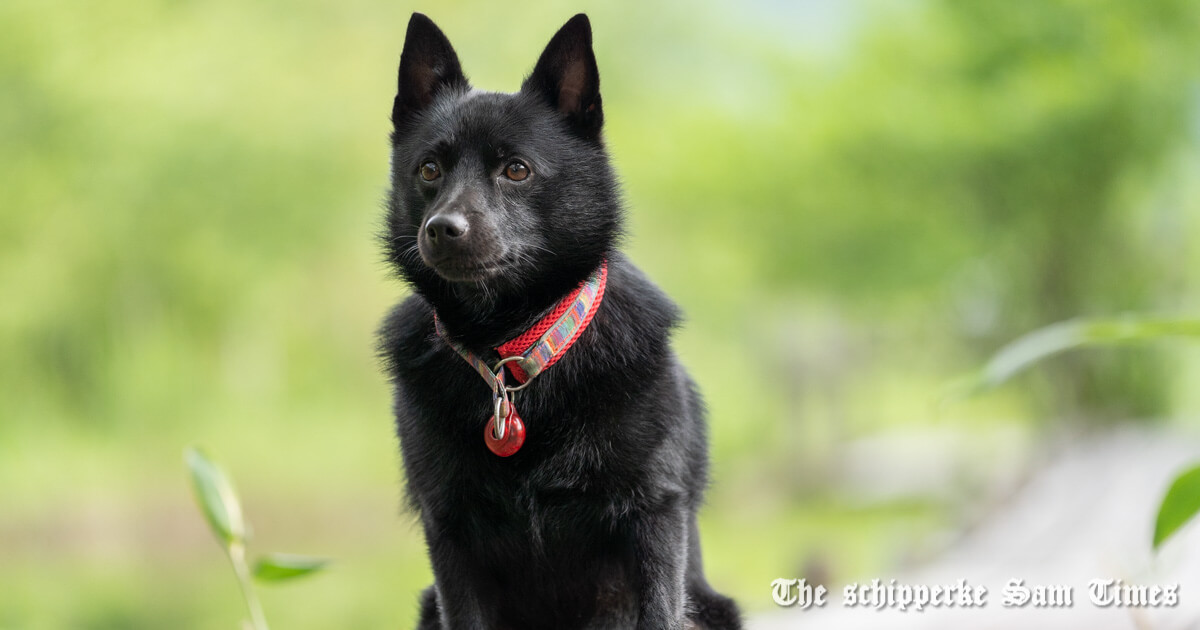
left=522, top=14, right=603, bottom=142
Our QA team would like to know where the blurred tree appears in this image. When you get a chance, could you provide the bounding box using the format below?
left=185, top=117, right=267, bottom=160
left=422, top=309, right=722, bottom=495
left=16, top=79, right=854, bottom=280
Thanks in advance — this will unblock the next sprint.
left=933, top=0, right=1200, bottom=421
left=662, top=0, right=1200, bottom=424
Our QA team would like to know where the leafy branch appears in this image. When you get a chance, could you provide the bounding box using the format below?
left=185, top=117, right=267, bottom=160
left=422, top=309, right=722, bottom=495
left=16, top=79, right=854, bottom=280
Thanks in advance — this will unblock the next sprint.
left=950, top=316, right=1200, bottom=399
left=185, top=447, right=329, bottom=630
left=950, top=315, right=1200, bottom=549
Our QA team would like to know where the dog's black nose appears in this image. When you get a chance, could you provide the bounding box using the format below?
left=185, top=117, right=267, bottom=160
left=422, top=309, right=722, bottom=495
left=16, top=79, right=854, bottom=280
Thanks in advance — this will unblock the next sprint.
left=425, top=214, right=469, bottom=244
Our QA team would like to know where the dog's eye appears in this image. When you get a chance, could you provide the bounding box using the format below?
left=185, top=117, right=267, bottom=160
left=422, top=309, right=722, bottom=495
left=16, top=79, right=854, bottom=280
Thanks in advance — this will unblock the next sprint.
left=504, top=161, right=530, bottom=182
left=419, top=161, right=441, bottom=182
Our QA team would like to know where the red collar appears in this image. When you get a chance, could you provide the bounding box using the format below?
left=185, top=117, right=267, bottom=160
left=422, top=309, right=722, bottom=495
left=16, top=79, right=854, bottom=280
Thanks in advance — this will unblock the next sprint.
left=433, top=263, right=608, bottom=457
left=435, top=262, right=608, bottom=388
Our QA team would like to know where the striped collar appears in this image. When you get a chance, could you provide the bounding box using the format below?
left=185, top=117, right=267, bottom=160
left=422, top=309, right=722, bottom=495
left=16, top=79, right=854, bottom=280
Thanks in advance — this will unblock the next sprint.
left=435, top=261, right=608, bottom=391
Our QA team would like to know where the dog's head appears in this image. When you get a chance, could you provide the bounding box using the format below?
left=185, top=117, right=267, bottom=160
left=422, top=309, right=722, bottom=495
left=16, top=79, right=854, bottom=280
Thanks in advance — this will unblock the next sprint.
left=384, top=13, right=621, bottom=306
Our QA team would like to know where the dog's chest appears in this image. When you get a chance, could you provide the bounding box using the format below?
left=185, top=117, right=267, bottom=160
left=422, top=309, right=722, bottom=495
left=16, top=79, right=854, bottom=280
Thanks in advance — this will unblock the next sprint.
left=430, top=442, right=629, bottom=532
left=399, top=350, right=654, bottom=539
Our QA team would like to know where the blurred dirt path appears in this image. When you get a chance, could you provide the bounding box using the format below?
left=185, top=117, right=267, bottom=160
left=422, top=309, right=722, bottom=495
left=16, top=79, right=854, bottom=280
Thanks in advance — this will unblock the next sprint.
left=751, top=427, right=1200, bottom=630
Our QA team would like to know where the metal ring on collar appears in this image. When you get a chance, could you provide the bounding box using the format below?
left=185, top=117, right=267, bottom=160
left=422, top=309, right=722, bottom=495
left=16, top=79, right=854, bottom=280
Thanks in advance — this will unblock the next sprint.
left=492, top=355, right=534, bottom=392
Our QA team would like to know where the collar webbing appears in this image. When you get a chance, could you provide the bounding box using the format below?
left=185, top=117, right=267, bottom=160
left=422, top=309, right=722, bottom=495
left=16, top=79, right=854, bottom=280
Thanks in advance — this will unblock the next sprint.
left=435, top=262, right=608, bottom=391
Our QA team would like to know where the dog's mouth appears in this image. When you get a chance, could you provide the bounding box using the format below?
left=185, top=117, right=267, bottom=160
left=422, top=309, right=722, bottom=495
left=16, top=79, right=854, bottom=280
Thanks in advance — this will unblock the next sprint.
left=420, top=253, right=510, bottom=283
left=433, top=261, right=505, bottom=283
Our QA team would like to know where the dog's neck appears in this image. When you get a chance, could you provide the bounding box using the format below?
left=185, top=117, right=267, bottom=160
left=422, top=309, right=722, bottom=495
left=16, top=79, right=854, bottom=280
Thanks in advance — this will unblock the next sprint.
left=418, top=257, right=606, bottom=352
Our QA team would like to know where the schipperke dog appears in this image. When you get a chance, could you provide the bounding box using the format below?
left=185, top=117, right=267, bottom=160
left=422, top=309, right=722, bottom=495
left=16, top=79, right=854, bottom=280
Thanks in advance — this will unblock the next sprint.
left=378, top=13, right=742, bottom=630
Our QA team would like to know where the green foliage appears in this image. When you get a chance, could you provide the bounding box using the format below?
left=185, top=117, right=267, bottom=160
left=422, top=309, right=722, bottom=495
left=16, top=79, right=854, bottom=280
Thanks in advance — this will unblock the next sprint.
left=953, top=316, right=1200, bottom=398
left=253, top=554, right=331, bottom=583
left=186, top=447, right=247, bottom=546
left=185, top=447, right=327, bottom=629
left=1154, top=465, right=1200, bottom=549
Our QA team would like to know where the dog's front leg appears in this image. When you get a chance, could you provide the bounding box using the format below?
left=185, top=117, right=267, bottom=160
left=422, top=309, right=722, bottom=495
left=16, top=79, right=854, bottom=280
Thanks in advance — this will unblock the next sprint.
left=633, top=496, right=689, bottom=630
left=426, top=532, right=492, bottom=630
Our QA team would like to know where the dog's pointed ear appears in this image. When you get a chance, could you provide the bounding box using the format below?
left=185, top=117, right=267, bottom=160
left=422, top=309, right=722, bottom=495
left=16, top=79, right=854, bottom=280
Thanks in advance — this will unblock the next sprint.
left=393, top=13, right=467, bottom=126
left=522, top=14, right=603, bottom=141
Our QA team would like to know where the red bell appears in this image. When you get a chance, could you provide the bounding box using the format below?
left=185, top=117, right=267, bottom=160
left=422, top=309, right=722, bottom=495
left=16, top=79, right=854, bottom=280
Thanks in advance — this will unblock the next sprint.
left=484, top=407, right=525, bottom=457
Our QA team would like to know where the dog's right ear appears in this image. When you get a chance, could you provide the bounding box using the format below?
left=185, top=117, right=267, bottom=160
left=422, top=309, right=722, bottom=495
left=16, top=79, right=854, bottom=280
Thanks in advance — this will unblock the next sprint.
left=393, top=13, right=467, bottom=126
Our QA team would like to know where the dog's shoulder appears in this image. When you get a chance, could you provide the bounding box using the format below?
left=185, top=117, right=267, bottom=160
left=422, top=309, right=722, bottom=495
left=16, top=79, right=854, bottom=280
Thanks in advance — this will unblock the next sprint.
left=376, top=293, right=438, bottom=378
left=590, top=253, right=682, bottom=352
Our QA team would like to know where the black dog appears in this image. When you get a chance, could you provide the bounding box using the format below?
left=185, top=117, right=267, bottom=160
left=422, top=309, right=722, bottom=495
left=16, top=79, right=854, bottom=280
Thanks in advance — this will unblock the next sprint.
left=378, top=13, right=742, bottom=630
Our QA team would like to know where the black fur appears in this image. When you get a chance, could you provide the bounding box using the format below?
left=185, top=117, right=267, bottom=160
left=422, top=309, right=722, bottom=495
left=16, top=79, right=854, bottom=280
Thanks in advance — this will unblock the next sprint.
left=378, top=13, right=741, bottom=630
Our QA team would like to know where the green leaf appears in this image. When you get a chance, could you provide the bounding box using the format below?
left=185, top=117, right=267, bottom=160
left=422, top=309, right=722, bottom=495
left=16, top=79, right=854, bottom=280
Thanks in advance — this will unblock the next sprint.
left=253, top=553, right=329, bottom=582
left=1154, top=464, right=1200, bottom=549
left=184, top=446, right=246, bottom=546
left=947, top=316, right=1200, bottom=401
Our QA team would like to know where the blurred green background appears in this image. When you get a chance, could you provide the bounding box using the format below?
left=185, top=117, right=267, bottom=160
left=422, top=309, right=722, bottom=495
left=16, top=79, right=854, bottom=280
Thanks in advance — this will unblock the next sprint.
left=3, top=0, right=1200, bottom=627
